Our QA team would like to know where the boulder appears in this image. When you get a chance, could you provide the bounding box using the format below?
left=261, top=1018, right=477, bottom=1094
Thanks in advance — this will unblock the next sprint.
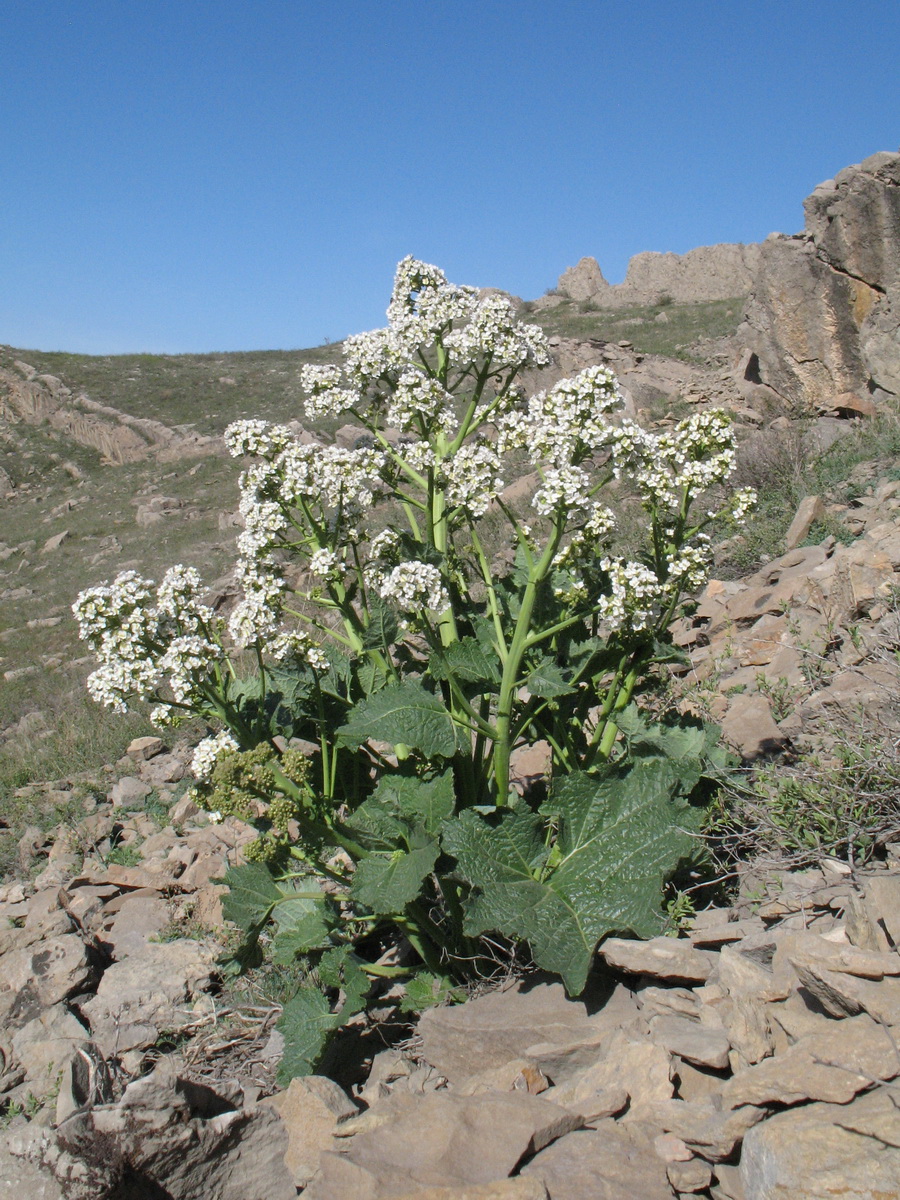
left=522, top=1124, right=674, bottom=1200
left=740, top=1089, right=900, bottom=1200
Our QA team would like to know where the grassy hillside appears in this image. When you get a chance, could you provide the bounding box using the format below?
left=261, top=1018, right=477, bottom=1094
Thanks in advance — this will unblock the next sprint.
left=524, top=296, right=745, bottom=360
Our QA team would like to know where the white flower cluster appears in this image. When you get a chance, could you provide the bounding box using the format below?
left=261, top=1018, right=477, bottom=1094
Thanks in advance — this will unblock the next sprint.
left=498, top=366, right=621, bottom=466
left=377, top=560, right=449, bottom=616
left=532, top=466, right=592, bottom=516
left=610, top=410, right=738, bottom=511
left=192, top=730, right=239, bottom=782
left=73, top=566, right=222, bottom=713
left=443, top=292, right=550, bottom=370
left=270, top=630, right=330, bottom=672
left=229, top=559, right=284, bottom=647
left=225, top=420, right=295, bottom=459
left=299, top=364, right=361, bottom=421
left=442, top=441, right=504, bottom=517
left=308, top=547, right=342, bottom=580
left=387, top=369, right=456, bottom=436
left=597, top=558, right=666, bottom=633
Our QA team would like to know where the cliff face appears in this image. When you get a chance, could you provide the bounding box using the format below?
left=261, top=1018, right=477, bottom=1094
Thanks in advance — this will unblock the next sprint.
left=556, top=243, right=760, bottom=308
left=0, top=363, right=222, bottom=464
left=740, top=151, right=900, bottom=409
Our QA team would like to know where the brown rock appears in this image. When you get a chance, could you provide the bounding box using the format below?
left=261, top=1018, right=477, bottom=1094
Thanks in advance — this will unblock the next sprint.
left=393, top=1184, right=549, bottom=1200
left=722, top=1013, right=898, bottom=1109
left=600, top=937, right=715, bottom=983
left=784, top=496, right=824, bottom=551
left=522, top=1124, right=673, bottom=1200
left=126, top=736, right=165, bottom=760
left=649, top=1015, right=731, bottom=1070
left=739, top=1088, right=900, bottom=1200
left=721, top=694, right=788, bottom=761
left=263, top=1075, right=357, bottom=1187
left=417, top=982, right=609, bottom=1086
left=308, top=1091, right=579, bottom=1199
left=667, top=1157, right=714, bottom=1194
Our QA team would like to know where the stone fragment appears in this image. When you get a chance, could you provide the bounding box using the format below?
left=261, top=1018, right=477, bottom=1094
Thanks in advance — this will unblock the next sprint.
left=546, top=1032, right=672, bottom=1119
left=740, top=1089, right=900, bottom=1200
left=262, top=1075, right=357, bottom=1188
left=417, top=982, right=612, bottom=1086
left=721, top=694, right=788, bottom=760
left=81, top=940, right=215, bottom=1054
left=41, top=530, right=70, bottom=553
left=792, top=960, right=900, bottom=1025
left=109, top=776, right=151, bottom=810
left=522, top=1125, right=673, bottom=1200
left=170, top=793, right=201, bottom=824
left=784, top=496, right=824, bottom=551
left=668, top=1157, right=714, bottom=1194
left=646, top=1099, right=766, bottom=1161
left=650, top=1015, right=731, bottom=1070
left=2, top=935, right=93, bottom=1010
left=49, top=1060, right=295, bottom=1200
left=102, top=894, right=170, bottom=957
left=722, top=1014, right=898, bottom=1109
left=140, top=752, right=186, bottom=785
left=393, top=1183, right=548, bottom=1200
left=307, top=1091, right=579, bottom=1199
left=127, top=736, right=165, bottom=760
left=456, top=1059, right=549, bottom=1097
left=0, top=1130, right=62, bottom=1199
left=600, top=937, right=715, bottom=982
left=11, top=1006, right=91, bottom=1096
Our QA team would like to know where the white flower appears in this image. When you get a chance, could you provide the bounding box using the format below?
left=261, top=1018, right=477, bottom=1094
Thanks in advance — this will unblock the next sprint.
left=377, top=560, right=449, bottom=615
left=192, top=730, right=239, bottom=782
left=386, top=369, right=456, bottom=435
left=269, top=629, right=330, bottom=672
left=441, top=441, right=504, bottom=517
left=308, top=548, right=341, bottom=579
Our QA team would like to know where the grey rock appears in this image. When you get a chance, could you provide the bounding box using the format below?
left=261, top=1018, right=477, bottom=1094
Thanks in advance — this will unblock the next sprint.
left=80, top=939, right=215, bottom=1054
left=108, top=775, right=151, bottom=810
left=48, top=1060, right=295, bottom=1200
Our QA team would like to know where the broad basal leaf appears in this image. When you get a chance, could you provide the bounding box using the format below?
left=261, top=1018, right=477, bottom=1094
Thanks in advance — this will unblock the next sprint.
left=220, top=862, right=280, bottom=933
left=430, top=638, right=500, bottom=687
left=276, top=986, right=339, bottom=1081
left=377, top=769, right=455, bottom=836
left=362, top=594, right=400, bottom=651
left=350, top=841, right=439, bottom=913
left=271, top=892, right=333, bottom=960
left=444, top=760, right=704, bottom=995
left=337, top=679, right=456, bottom=758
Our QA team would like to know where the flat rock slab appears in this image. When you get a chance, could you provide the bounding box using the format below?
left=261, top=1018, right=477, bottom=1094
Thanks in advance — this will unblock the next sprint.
left=723, top=1013, right=899, bottom=1109
left=81, top=939, right=215, bottom=1054
left=649, top=1015, right=731, bottom=1070
left=307, top=1090, right=580, bottom=1199
left=600, top=937, right=715, bottom=983
left=740, top=1090, right=900, bottom=1200
left=393, top=1183, right=549, bottom=1200
left=418, top=982, right=612, bottom=1086
left=262, top=1075, right=358, bottom=1187
left=521, top=1125, right=673, bottom=1200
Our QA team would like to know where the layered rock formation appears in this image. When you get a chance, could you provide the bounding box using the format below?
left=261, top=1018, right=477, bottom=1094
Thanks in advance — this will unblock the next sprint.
left=0, top=362, right=222, bottom=465
left=740, top=150, right=900, bottom=410
left=555, top=243, right=760, bottom=308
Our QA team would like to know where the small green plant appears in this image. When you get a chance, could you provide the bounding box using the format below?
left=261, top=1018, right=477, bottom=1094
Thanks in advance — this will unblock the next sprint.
left=664, top=889, right=696, bottom=934
left=105, top=843, right=142, bottom=868
left=74, top=257, right=746, bottom=1077
left=754, top=673, right=796, bottom=722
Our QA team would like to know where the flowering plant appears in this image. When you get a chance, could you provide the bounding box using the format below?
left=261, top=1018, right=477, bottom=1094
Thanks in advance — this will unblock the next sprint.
left=74, top=258, right=750, bottom=1077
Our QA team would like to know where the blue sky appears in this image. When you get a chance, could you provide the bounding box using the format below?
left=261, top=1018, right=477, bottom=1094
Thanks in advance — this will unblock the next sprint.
left=2, top=1, right=898, bottom=355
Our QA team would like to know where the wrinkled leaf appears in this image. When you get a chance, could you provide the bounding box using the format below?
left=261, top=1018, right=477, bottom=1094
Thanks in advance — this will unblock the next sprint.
left=337, top=679, right=456, bottom=758
left=430, top=637, right=500, bottom=687
left=350, top=841, right=439, bottom=913
left=444, top=760, right=704, bottom=995
left=399, top=971, right=465, bottom=1013
left=220, top=862, right=280, bottom=933
left=527, top=659, right=576, bottom=698
left=276, top=986, right=338, bottom=1081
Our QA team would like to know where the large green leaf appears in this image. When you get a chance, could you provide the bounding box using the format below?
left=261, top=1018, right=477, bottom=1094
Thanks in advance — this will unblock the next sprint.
left=379, top=770, right=455, bottom=836
left=350, top=841, right=439, bottom=913
left=276, top=986, right=339, bottom=1081
left=271, top=892, right=333, bottom=960
left=526, top=658, right=576, bottom=698
left=220, top=863, right=280, bottom=933
left=337, top=679, right=456, bottom=758
left=362, top=594, right=400, bottom=651
left=430, top=638, right=500, bottom=687
left=443, top=760, right=704, bottom=995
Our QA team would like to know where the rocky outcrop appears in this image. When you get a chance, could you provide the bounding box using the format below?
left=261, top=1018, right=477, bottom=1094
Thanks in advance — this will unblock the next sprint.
left=0, top=364, right=222, bottom=465
left=555, top=243, right=760, bottom=307
left=740, top=150, right=900, bottom=410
